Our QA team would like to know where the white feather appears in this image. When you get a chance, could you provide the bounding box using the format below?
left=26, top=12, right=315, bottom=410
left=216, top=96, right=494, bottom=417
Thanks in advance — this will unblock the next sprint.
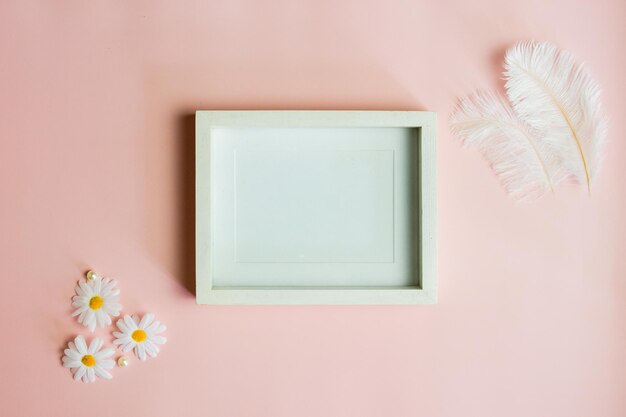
left=504, top=41, right=607, bottom=191
left=450, top=91, right=567, bottom=202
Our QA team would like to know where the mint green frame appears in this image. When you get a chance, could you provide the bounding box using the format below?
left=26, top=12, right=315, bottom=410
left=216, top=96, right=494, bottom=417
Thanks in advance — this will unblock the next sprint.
left=196, top=111, right=437, bottom=304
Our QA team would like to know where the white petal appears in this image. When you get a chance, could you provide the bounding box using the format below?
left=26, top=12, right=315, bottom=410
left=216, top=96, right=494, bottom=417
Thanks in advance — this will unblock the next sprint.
left=100, top=277, right=111, bottom=289
left=102, top=278, right=117, bottom=290
left=152, top=335, right=167, bottom=345
left=74, top=295, right=88, bottom=302
left=74, top=336, right=88, bottom=354
left=98, top=359, right=115, bottom=369
left=135, top=344, right=146, bottom=361
left=146, top=321, right=160, bottom=332
left=139, top=314, right=154, bottom=328
left=63, top=359, right=81, bottom=368
left=83, top=309, right=95, bottom=326
left=95, top=347, right=115, bottom=359
left=144, top=340, right=159, bottom=357
left=112, top=332, right=124, bottom=339
left=89, top=338, right=103, bottom=354
left=123, top=315, right=138, bottom=331
left=87, top=315, right=96, bottom=332
left=75, top=286, right=85, bottom=296
left=94, top=366, right=112, bottom=380
left=73, top=366, right=86, bottom=381
left=94, top=278, right=102, bottom=294
left=95, top=310, right=106, bottom=328
left=116, top=319, right=130, bottom=333
left=105, top=303, right=122, bottom=313
left=132, top=314, right=140, bottom=325
left=71, top=307, right=86, bottom=317
left=101, top=286, right=119, bottom=297
left=106, top=289, right=121, bottom=297
left=87, top=367, right=96, bottom=382
left=113, top=336, right=130, bottom=345
left=64, top=349, right=80, bottom=359
left=78, top=281, right=93, bottom=297
left=122, top=342, right=135, bottom=352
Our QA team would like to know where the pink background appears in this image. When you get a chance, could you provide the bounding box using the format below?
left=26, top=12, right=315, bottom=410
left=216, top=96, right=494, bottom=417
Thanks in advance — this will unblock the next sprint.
left=1, top=1, right=625, bottom=416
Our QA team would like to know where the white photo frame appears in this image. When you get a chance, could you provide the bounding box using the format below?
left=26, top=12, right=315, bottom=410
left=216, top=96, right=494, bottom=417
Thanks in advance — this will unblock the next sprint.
left=196, top=111, right=436, bottom=304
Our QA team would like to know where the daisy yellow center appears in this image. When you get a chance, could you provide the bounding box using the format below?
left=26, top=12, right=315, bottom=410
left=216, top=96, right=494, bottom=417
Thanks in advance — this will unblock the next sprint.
left=81, top=355, right=96, bottom=367
left=89, top=296, right=104, bottom=310
left=132, top=329, right=147, bottom=342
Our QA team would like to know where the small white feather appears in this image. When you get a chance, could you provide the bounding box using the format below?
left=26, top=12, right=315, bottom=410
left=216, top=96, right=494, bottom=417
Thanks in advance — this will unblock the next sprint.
left=450, top=90, right=566, bottom=202
left=504, top=41, right=607, bottom=191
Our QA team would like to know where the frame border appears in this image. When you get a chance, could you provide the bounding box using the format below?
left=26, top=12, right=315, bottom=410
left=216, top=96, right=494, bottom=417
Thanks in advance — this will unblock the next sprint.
left=196, top=110, right=437, bottom=305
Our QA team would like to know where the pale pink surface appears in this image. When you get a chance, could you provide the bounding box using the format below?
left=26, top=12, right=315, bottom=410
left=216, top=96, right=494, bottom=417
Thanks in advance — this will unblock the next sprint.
left=1, top=1, right=625, bottom=416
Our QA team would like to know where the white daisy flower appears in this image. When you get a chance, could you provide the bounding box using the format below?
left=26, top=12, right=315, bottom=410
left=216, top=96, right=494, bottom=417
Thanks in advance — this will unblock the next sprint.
left=113, top=314, right=167, bottom=361
left=71, top=275, right=122, bottom=332
left=62, top=335, right=115, bottom=383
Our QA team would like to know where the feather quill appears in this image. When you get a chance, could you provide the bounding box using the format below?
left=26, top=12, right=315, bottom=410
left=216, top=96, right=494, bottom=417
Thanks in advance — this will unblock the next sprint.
left=504, top=41, right=607, bottom=192
left=450, top=90, right=567, bottom=202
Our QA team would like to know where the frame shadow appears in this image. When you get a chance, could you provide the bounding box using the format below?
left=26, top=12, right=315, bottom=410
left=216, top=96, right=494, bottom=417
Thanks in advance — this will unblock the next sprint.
left=177, top=113, right=196, bottom=295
